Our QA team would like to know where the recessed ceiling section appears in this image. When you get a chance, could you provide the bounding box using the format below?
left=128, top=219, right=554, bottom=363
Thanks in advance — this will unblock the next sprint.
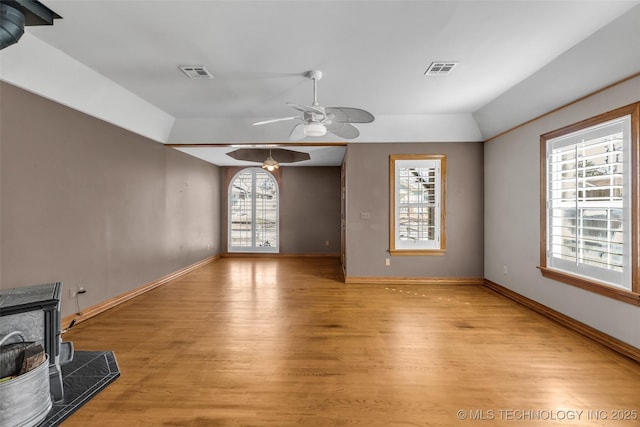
left=174, top=145, right=346, bottom=167
left=227, top=148, right=310, bottom=164
left=7, top=1, right=640, bottom=145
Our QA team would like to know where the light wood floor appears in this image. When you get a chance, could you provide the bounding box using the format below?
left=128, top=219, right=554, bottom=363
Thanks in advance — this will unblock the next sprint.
left=62, top=257, right=640, bottom=426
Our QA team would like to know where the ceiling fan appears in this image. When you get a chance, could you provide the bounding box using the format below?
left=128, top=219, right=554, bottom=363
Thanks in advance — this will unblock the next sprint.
left=252, top=70, right=374, bottom=140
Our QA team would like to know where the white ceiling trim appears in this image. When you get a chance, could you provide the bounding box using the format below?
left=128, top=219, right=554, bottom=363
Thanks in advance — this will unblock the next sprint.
left=0, top=32, right=175, bottom=143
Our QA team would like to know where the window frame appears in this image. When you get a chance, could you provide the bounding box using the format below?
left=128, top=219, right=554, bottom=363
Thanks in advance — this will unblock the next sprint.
left=389, top=154, right=446, bottom=256
left=227, top=167, right=279, bottom=253
left=539, top=102, right=640, bottom=306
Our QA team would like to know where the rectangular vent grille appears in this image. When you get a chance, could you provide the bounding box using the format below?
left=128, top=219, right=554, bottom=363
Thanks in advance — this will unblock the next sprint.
left=179, top=65, right=214, bottom=79
left=424, top=62, right=458, bottom=76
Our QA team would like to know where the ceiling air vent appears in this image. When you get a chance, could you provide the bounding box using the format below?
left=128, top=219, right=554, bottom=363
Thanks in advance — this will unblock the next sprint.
left=179, top=65, right=214, bottom=79
left=424, top=62, right=458, bottom=76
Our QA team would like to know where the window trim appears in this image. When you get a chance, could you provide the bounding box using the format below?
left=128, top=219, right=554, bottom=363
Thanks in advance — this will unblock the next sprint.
left=539, top=102, right=640, bottom=306
left=389, top=154, right=446, bottom=256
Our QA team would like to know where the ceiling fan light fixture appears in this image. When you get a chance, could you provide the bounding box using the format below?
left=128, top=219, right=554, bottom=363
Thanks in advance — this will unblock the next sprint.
left=304, top=123, right=326, bottom=137
left=262, top=154, right=279, bottom=171
left=253, top=70, right=373, bottom=140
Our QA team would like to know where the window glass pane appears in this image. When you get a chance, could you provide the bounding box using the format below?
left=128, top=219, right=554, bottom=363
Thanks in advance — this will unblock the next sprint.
left=546, top=115, right=631, bottom=289
left=255, top=172, right=278, bottom=248
left=230, top=171, right=253, bottom=248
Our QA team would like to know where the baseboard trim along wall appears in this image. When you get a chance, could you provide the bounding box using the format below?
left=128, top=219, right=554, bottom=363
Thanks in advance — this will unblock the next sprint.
left=62, top=255, right=218, bottom=330
left=484, top=279, right=640, bottom=363
left=345, top=276, right=484, bottom=285
left=221, top=253, right=341, bottom=258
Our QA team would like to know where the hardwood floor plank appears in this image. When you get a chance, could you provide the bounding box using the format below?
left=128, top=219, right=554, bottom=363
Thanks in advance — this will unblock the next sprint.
left=62, top=257, right=640, bottom=426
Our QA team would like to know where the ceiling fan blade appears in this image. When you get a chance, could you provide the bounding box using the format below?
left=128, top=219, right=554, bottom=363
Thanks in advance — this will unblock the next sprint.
left=327, top=122, right=360, bottom=139
left=325, top=107, right=374, bottom=123
left=288, top=123, right=306, bottom=141
left=252, top=116, right=299, bottom=126
left=286, top=102, right=325, bottom=115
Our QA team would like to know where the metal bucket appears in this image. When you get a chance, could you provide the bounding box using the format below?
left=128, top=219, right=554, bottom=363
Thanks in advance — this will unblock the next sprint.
left=0, top=332, right=52, bottom=427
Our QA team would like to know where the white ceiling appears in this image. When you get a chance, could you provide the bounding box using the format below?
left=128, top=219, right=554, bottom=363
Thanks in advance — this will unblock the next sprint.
left=2, top=0, right=640, bottom=166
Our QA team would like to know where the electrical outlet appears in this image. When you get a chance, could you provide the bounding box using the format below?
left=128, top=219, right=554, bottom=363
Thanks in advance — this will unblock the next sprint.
left=325, top=240, right=330, bottom=246
left=385, top=258, right=391, bottom=266
left=70, top=289, right=77, bottom=298
left=503, top=265, right=508, bottom=275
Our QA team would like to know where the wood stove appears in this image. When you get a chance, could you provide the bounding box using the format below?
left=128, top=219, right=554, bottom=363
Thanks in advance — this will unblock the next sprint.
left=0, top=282, right=74, bottom=402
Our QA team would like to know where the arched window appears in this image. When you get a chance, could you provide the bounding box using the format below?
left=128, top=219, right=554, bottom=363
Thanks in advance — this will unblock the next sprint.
left=228, top=168, right=279, bottom=253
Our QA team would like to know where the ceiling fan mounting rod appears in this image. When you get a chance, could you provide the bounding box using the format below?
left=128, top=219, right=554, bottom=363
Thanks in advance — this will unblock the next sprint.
left=306, top=70, right=322, bottom=107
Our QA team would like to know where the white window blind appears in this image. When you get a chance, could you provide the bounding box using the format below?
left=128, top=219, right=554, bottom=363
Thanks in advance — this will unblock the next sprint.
left=546, top=115, right=631, bottom=289
left=393, top=158, right=442, bottom=251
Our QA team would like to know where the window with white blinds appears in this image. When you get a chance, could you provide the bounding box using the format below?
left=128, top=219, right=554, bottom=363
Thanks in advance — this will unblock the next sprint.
left=545, top=114, right=632, bottom=290
left=390, top=154, right=445, bottom=254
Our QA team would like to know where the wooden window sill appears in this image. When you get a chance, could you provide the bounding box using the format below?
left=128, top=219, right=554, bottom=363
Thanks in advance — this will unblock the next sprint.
left=537, top=266, right=640, bottom=306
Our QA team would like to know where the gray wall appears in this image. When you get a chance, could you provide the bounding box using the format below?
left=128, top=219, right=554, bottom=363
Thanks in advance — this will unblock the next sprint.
left=0, top=82, right=221, bottom=318
left=484, top=75, right=640, bottom=349
left=280, top=167, right=341, bottom=254
left=345, top=142, right=484, bottom=278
